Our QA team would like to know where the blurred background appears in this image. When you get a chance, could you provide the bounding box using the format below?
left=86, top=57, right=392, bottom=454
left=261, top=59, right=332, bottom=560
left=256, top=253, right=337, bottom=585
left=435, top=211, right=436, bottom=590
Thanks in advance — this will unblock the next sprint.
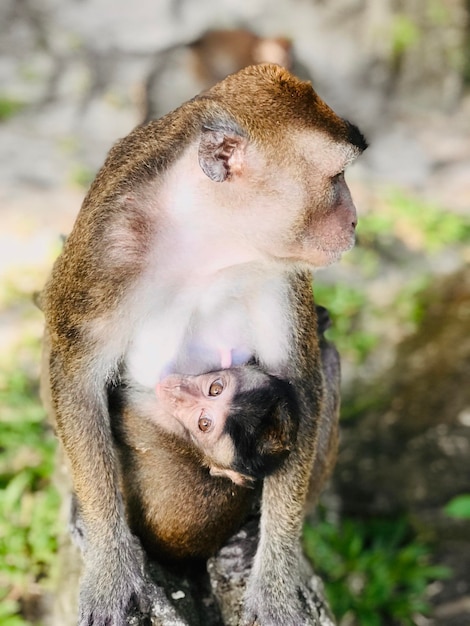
left=0, top=1, right=469, bottom=625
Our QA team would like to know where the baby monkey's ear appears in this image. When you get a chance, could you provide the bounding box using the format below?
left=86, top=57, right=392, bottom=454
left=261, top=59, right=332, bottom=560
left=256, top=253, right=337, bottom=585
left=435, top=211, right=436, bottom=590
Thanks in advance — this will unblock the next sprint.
left=258, top=403, right=297, bottom=459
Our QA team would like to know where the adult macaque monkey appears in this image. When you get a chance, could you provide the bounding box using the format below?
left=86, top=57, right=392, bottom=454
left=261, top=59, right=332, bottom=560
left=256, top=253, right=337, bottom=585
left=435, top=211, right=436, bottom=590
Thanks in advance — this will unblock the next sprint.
left=41, top=64, right=366, bottom=625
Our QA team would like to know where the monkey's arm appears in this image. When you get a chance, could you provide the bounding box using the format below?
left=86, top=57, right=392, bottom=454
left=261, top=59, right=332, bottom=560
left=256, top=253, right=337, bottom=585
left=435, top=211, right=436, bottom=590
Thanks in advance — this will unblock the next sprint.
left=41, top=218, right=190, bottom=626
left=244, top=272, right=326, bottom=626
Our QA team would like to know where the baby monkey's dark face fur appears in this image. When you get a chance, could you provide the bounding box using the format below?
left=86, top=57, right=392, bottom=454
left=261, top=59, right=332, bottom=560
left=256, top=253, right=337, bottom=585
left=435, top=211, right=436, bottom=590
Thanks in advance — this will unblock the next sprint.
left=156, top=365, right=299, bottom=485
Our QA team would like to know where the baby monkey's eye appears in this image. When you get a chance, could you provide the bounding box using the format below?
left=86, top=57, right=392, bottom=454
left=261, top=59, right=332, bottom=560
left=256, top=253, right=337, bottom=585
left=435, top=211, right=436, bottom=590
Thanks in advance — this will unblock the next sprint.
left=198, top=413, right=213, bottom=432
left=208, top=379, right=224, bottom=396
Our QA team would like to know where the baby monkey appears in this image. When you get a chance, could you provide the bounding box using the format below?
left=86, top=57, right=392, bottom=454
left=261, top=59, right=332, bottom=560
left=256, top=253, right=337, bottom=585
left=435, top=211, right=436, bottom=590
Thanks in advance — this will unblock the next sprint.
left=155, top=363, right=298, bottom=486
left=111, top=361, right=299, bottom=563
left=81, top=305, right=334, bottom=566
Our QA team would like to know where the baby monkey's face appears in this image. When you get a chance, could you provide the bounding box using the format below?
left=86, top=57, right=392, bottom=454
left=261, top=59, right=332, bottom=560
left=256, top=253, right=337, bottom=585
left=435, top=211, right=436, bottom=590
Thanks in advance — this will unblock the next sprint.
left=156, top=366, right=295, bottom=486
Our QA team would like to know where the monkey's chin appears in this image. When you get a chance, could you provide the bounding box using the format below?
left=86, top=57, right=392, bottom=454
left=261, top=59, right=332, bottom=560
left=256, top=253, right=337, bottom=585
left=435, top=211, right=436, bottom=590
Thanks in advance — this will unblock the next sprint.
left=323, top=247, right=351, bottom=266
left=291, top=233, right=355, bottom=268
left=299, top=247, right=350, bottom=269
left=315, top=235, right=357, bottom=267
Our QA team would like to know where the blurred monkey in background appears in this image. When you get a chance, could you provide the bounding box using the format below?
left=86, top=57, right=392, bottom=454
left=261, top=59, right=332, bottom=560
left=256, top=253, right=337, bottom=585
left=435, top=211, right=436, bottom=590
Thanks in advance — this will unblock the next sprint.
left=142, top=28, right=311, bottom=122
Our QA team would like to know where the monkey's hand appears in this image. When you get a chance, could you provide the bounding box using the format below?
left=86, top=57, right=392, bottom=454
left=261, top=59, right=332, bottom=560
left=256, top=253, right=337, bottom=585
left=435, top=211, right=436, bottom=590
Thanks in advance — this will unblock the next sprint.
left=78, top=533, right=187, bottom=626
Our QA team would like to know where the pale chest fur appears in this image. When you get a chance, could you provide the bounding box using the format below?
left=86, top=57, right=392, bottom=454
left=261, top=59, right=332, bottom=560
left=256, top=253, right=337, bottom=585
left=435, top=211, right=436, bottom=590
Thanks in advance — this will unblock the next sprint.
left=125, top=263, right=293, bottom=390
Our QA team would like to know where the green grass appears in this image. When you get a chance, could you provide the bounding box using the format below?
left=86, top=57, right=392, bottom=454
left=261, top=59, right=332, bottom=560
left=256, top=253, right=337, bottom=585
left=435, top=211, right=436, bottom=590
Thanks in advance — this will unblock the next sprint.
left=0, top=98, right=25, bottom=121
left=0, top=341, right=59, bottom=626
left=313, top=282, right=378, bottom=364
left=304, top=514, right=451, bottom=626
left=444, top=495, right=470, bottom=520
left=314, top=189, right=469, bottom=365
left=358, top=189, right=470, bottom=254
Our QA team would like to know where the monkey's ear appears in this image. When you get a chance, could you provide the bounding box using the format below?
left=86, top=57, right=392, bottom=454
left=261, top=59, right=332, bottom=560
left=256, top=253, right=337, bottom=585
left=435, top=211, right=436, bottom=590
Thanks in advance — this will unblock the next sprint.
left=198, top=127, right=247, bottom=182
left=259, top=405, right=296, bottom=458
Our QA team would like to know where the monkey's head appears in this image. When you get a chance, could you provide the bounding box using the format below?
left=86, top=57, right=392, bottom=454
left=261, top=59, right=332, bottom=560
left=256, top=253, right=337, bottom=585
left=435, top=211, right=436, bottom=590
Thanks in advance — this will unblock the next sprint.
left=156, top=366, right=298, bottom=486
left=221, top=371, right=299, bottom=483
left=192, top=63, right=368, bottom=268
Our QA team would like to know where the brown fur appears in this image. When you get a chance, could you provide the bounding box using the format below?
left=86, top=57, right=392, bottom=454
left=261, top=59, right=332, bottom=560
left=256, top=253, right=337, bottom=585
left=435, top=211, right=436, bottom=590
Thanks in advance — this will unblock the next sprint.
left=106, top=306, right=335, bottom=565
left=113, top=404, right=256, bottom=563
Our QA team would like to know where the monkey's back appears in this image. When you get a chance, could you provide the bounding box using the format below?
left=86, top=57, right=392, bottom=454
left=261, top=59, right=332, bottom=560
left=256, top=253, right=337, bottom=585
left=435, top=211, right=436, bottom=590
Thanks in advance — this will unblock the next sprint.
left=112, top=404, right=256, bottom=563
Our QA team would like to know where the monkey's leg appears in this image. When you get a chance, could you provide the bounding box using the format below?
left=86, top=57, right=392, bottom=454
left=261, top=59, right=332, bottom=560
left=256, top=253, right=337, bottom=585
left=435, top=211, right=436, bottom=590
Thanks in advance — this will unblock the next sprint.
left=242, top=274, right=327, bottom=626
left=46, top=347, right=189, bottom=626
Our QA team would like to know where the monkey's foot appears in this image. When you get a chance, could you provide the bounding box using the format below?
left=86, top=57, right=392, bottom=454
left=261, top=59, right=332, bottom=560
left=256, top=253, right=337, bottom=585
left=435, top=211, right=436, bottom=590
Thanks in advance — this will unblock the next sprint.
left=77, top=535, right=188, bottom=626
left=79, top=571, right=188, bottom=626
left=242, top=563, right=336, bottom=626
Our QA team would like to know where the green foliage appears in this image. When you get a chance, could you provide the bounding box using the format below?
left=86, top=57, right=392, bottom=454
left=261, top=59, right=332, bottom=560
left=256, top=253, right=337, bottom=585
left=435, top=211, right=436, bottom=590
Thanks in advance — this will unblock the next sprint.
left=359, top=190, right=470, bottom=254
left=392, top=274, right=431, bottom=329
left=313, top=282, right=378, bottom=364
left=304, top=515, right=451, bottom=626
left=0, top=98, right=24, bottom=121
left=314, top=189, right=469, bottom=365
left=444, top=495, right=470, bottom=520
left=69, top=164, right=95, bottom=189
left=390, top=15, right=420, bottom=59
left=0, top=344, right=59, bottom=626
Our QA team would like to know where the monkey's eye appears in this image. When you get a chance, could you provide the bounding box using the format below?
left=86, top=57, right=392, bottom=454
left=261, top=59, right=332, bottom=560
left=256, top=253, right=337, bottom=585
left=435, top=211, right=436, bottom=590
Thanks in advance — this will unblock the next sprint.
left=198, top=413, right=213, bottom=432
left=208, top=379, right=224, bottom=397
